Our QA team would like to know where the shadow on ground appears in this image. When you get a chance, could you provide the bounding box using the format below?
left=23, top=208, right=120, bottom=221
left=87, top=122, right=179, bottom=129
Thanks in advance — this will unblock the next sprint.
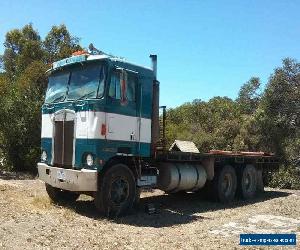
left=69, top=189, right=290, bottom=228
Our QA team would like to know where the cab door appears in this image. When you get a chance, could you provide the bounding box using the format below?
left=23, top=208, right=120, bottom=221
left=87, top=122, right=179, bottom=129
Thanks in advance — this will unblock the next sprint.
left=106, top=68, right=139, bottom=155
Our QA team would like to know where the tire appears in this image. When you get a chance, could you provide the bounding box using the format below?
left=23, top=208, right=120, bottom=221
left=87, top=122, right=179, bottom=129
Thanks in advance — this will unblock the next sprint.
left=94, top=164, right=136, bottom=217
left=45, top=183, right=80, bottom=203
left=238, top=164, right=257, bottom=199
left=212, top=165, right=237, bottom=203
left=256, top=168, right=264, bottom=193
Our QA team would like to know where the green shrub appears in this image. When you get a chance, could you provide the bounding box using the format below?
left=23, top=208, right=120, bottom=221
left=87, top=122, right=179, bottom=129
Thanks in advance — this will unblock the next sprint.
left=269, top=165, right=300, bottom=190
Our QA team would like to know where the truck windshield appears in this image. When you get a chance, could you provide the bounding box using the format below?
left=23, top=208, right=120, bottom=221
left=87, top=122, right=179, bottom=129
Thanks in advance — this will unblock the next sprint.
left=67, top=64, right=104, bottom=100
left=45, top=63, right=105, bottom=103
left=45, top=71, right=70, bottom=103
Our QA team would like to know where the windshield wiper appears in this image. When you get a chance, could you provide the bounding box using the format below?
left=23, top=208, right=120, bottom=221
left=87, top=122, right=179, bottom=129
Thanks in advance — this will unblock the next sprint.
left=73, top=90, right=96, bottom=102
left=51, top=95, right=65, bottom=103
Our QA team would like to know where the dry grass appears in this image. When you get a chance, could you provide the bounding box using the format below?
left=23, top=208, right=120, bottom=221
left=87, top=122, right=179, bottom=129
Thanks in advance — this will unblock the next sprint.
left=0, top=178, right=299, bottom=249
left=30, top=195, right=52, bottom=209
left=61, top=208, right=76, bottom=221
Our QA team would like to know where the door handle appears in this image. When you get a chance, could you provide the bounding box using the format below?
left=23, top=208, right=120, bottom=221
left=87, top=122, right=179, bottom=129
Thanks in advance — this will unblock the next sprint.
left=75, top=103, right=86, bottom=107
left=130, top=132, right=135, bottom=141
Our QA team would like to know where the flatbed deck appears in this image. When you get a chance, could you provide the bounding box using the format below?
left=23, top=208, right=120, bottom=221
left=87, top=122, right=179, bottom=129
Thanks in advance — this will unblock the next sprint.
left=156, top=150, right=278, bottom=166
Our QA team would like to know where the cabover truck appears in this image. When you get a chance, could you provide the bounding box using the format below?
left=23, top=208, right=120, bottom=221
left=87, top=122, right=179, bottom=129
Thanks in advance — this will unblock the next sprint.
left=38, top=51, right=278, bottom=217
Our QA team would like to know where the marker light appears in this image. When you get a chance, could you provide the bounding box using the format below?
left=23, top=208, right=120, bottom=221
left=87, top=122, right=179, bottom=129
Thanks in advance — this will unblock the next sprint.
left=101, top=124, right=106, bottom=136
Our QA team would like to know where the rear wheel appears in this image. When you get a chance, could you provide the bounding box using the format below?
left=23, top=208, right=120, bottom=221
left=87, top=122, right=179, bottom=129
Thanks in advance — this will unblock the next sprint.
left=94, top=164, right=136, bottom=217
left=256, top=168, right=264, bottom=193
left=238, top=164, right=257, bottom=199
left=213, top=165, right=237, bottom=203
left=45, top=183, right=80, bottom=203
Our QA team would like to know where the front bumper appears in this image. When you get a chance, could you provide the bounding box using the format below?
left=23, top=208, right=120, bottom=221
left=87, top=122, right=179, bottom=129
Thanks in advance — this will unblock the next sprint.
left=37, top=163, right=98, bottom=192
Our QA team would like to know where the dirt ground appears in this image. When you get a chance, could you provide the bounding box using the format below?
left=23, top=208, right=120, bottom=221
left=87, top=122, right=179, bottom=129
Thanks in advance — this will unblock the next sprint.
left=0, top=174, right=299, bottom=249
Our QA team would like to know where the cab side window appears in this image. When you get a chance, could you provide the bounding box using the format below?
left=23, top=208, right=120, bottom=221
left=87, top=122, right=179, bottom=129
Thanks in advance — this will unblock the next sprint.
left=109, top=70, right=136, bottom=102
left=127, top=74, right=136, bottom=102
left=109, top=72, right=121, bottom=99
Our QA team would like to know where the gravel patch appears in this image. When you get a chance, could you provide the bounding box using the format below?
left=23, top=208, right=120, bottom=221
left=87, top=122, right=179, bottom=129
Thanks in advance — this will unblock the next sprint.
left=0, top=178, right=299, bottom=249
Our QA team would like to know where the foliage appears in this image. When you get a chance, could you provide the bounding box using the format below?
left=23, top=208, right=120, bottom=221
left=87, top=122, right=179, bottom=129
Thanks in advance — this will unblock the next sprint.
left=269, top=165, right=300, bottom=190
left=2, top=24, right=44, bottom=79
left=0, top=24, right=81, bottom=172
left=165, top=58, right=300, bottom=189
left=44, top=24, right=81, bottom=63
left=237, top=77, right=261, bottom=115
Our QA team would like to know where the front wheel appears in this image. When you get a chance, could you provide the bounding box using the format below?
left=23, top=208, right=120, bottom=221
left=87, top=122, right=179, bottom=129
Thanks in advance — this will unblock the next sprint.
left=94, top=164, right=136, bottom=217
left=45, top=183, right=80, bottom=203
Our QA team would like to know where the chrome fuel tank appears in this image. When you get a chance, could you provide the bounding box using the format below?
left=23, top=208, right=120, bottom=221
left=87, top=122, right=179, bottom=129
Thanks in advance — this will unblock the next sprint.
left=157, top=163, right=207, bottom=192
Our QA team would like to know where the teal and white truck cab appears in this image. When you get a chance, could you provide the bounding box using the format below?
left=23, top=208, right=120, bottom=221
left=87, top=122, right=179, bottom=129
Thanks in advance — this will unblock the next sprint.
left=38, top=51, right=278, bottom=217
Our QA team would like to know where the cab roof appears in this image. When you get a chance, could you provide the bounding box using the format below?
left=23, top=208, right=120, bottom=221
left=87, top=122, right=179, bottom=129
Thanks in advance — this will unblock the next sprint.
left=48, top=54, right=153, bottom=75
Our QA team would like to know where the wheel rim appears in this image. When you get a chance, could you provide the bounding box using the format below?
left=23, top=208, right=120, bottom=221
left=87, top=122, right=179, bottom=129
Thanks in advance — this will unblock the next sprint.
left=221, top=173, right=232, bottom=197
left=110, top=177, right=129, bottom=205
left=243, top=169, right=255, bottom=193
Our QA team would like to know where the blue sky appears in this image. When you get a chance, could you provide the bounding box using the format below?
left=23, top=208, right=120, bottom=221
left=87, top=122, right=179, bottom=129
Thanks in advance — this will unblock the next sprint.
left=0, top=0, right=299, bottom=107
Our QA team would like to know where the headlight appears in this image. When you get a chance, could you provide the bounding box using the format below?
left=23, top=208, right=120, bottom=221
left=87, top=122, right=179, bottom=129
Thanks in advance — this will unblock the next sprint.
left=41, top=151, right=47, bottom=162
left=86, top=154, right=94, bottom=166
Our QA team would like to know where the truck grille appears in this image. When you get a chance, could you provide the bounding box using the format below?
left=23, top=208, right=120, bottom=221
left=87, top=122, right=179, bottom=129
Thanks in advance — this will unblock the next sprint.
left=53, top=120, right=74, bottom=168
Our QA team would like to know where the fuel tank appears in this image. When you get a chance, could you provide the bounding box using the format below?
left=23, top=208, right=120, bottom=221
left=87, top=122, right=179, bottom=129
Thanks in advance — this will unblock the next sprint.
left=157, top=163, right=207, bottom=192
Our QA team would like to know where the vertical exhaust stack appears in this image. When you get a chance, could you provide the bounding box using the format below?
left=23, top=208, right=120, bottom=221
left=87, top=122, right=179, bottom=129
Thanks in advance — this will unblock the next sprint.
left=150, top=54, right=157, bottom=80
left=150, top=55, right=160, bottom=157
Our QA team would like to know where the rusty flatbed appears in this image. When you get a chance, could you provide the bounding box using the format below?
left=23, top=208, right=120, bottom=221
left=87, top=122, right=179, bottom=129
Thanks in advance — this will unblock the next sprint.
left=156, top=149, right=278, bottom=166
